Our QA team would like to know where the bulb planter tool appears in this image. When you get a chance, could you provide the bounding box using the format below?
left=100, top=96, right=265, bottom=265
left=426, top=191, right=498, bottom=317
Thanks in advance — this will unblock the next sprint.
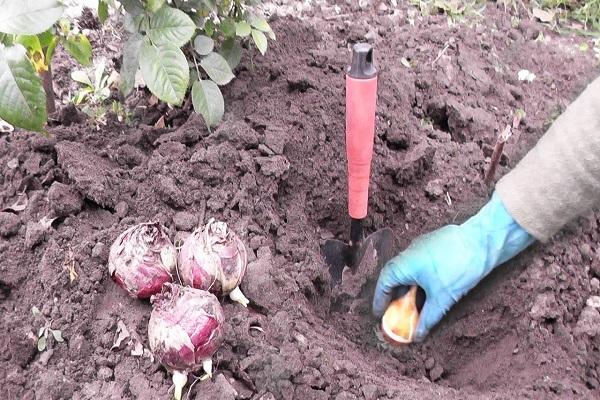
left=322, top=43, right=395, bottom=287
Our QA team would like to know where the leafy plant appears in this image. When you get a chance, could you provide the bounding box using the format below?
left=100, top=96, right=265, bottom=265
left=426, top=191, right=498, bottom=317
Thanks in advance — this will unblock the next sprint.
left=539, top=0, right=600, bottom=31
left=71, top=59, right=115, bottom=106
left=410, top=0, right=486, bottom=24
left=0, top=0, right=94, bottom=132
left=572, top=0, right=600, bottom=30
left=70, top=59, right=126, bottom=128
left=31, top=305, right=65, bottom=352
left=117, top=0, right=275, bottom=128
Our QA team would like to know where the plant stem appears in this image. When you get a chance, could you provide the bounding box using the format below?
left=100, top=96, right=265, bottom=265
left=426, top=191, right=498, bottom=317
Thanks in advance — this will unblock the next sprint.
left=190, top=42, right=202, bottom=81
left=41, top=65, right=56, bottom=116
left=229, top=286, right=249, bottom=307
left=202, top=358, right=213, bottom=377
left=172, top=371, right=187, bottom=400
left=484, top=125, right=511, bottom=187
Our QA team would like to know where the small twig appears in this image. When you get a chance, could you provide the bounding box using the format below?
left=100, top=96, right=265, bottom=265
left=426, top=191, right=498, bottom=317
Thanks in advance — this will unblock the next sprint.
left=518, top=0, right=532, bottom=19
left=432, top=42, right=451, bottom=65
left=445, top=192, right=452, bottom=206
left=190, top=42, right=202, bottom=81
left=324, top=13, right=352, bottom=20
left=484, top=125, right=512, bottom=187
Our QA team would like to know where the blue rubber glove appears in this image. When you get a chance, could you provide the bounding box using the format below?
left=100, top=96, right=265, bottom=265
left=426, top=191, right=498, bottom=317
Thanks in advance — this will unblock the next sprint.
left=373, top=192, right=535, bottom=341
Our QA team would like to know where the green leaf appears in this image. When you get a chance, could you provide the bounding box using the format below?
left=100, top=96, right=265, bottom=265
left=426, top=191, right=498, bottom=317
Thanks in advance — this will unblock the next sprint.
left=120, top=34, right=143, bottom=96
left=249, top=16, right=271, bottom=32
left=249, top=15, right=275, bottom=40
left=14, top=35, right=43, bottom=53
left=235, top=21, right=251, bottom=37
left=73, top=89, right=89, bottom=105
left=200, top=52, right=234, bottom=85
left=139, top=39, right=189, bottom=105
left=220, top=38, right=241, bottom=69
left=220, top=18, right=236, bottom=37
left=71, top=70, right=92, bottom=87
left=147, top=6, right=195, bottom=47
left=98, top=0, right=109, bottom=24
left=51, top=329, right=64, bottom=343
left=0, top=0, right=65, bottom=35
left=133, top=14, right=150, bottom=33
left=15, top=35, right=46, bottom=72
left=251, top=29, right=267, bottom=56
left=0, top=45, right=46, bottom=132
left=45, top=36, right=58, bottom=62
left=146, top=0, right=165, bottom=13
left=204, top=20, right=215, bottom=37
left=194, top=35, right=214, bottom=56
left=37, top=335, right=47, bottom=351
left=192, top=79, right=223, bottom=127
left=38, top=29, right=57, bottom=61
left=93, top=59, right=106, bottom=90
left=31, top=306, right=41, bottom=317
left=37, top=30, right=54, bottom=48
left=0, top=33, right=14, bottom=46
left=63, top=34, right=92, bottom=66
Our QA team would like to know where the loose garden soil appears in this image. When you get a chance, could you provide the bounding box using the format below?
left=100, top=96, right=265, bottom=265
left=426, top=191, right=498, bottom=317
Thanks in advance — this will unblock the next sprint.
left=1, top=2, right=600, bottom=399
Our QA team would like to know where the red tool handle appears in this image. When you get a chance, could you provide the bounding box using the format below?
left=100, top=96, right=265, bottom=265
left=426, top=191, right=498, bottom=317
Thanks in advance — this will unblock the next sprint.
left=346, top=44, right=378, bottom=219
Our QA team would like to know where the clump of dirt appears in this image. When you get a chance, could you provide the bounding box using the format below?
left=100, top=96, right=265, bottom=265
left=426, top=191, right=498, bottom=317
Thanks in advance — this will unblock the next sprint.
left=1, top=2, right=599, bottom=399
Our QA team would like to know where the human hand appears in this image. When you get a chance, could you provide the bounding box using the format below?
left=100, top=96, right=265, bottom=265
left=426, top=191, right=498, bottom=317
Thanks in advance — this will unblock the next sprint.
left=373, top=193, right=534, bottom=341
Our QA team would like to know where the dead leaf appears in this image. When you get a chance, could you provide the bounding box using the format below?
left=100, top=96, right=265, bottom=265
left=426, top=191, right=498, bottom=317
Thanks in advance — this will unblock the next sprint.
left=148, top=95, right=159, bottom=106
left=108, top=70, right=120, bottom=88
left=400, top=57, right=412, bottom=68
left=512, top=109, right=526, bottom=128
left=154, top=115, right=166, bottom=128
left=131, top=340, right=144, bottom=356
left=129, top=329, right=145, bottom=357
left=4, top=194, right=28, bottom=212
left=0, top=118, right=14, bottom=133
left=64, top=261, right=78, bottom=283
left=111, top=320, right=130, bottom=350
left=499, top=125, right=512, bottom=143
left=532, top=8, right=555, bottom=23
left=517, top=69, right=536, bottom=82
left=7, top=158, right=18, bottom=169
left=143, top=348, right=155, bottom=362
left=39, top=216, right=56, bottom=229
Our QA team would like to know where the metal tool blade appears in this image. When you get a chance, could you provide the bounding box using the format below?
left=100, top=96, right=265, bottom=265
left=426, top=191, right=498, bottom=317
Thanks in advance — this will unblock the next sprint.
left=323, top=227, right=395, bottom=287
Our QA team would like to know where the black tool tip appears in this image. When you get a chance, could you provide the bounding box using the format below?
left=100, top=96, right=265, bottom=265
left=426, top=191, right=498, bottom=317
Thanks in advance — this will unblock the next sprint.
left=348, top=43, right=377, bottom=79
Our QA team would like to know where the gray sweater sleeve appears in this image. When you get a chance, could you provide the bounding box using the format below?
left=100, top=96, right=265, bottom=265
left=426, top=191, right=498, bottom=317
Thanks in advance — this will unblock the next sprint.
left=496, top=76, right=600, bottom=242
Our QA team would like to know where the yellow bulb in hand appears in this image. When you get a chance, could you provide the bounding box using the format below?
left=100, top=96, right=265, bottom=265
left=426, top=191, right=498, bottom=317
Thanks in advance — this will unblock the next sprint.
left=381, top=285, right=420, bottom=345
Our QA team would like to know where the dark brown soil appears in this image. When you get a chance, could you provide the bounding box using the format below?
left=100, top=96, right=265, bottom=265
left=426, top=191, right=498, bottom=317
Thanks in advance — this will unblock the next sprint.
left=1, top=2, right=600, bottom=399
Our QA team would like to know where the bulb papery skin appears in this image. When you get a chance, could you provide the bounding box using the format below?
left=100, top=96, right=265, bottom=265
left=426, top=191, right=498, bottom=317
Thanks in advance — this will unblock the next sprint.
left=108, top=222, right=176, bottom=298
left=178, top=219, right=248, bottom=298
left=381, top=285, right=420, bottom=345
left=148, top=283, right=225, bottom=375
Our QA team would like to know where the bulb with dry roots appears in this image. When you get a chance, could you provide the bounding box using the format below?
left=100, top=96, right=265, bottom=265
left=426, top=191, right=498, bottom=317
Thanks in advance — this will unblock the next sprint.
left=108, top=222, right=177, bottom=298
left=178, top=218, right=249, bottom=306
left=149, top=283, right=225, bottom=400
left=380, top=285, right=420, bottom=345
